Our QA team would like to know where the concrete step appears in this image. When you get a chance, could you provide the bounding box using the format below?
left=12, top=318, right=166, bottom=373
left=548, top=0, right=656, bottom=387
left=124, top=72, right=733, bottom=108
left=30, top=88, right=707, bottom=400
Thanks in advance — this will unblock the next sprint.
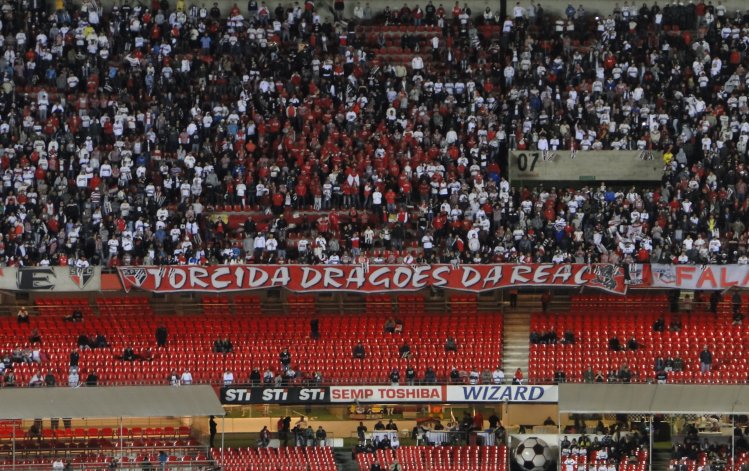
left=651, top=449, right=671, bottom=470
left=502, top=310, right=532, bottom=374
left=333, top=448, right=358, bottom=471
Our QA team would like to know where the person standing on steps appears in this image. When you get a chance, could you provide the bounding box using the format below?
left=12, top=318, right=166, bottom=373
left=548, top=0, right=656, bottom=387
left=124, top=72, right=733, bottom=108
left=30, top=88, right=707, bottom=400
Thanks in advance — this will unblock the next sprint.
left=357, top=421, right=368, bottom=445
left=541, top=291, right=551, bottom=313
left=155, top=326, right=168, bottom=347
left=209, top=416, right=217, bottom=448
left=699, top=346, right=713, bottom=373
left=509, top=289, right=518, bottom=308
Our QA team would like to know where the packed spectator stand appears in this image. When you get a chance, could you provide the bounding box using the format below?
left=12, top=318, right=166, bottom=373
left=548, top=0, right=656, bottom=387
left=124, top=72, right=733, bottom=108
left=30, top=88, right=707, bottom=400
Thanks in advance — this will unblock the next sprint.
left=3, top=0, right=749, bottom=468
left=0, top=0, right=747, bottom=268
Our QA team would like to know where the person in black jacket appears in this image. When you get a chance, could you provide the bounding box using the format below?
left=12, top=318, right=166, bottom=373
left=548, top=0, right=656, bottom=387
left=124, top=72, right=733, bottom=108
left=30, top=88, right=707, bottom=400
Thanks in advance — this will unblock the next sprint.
left=155, top=326, right=168, bottom=347
left=69, top=350, right=79, bottom=367
left=405, top=366, right=416, bottom=385
left=249, top=368, right=261, bottom=385
left=310, top=319, right=319, bottom=340
left=699, top=346, right=713, bottom=373
left=353, top=342, right=366, bottom=359
left=279, top=348, right=291, bottom=369
left=122, top=347, right=135, bottom=362
left=399, top=342, right=411, bottom=359
left=209, top=416, right=217, bottom=448
left=85, top=371, right=98, bottom=386
left=424, top=367, right=437, bottom=384
left=356, top=421, right=367, bottom=445
left=389, top=368, right=400, bottom=385
left=618, top=363, right=632, bottom=383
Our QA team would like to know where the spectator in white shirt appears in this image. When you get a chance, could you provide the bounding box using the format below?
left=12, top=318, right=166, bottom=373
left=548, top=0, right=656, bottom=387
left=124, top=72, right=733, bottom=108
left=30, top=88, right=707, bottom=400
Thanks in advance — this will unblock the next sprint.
left=223, top=370, right=234, bottom=385
left=492, top=368, right=505, bottom=384
left=181, top=369, right=193, bottom=385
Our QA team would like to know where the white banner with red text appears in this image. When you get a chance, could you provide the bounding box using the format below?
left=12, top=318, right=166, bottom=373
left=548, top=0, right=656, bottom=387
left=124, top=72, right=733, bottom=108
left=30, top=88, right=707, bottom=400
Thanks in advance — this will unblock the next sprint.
left=326, top=385, right=558, bottom=403
left=329, top=386, right=445, bottom=403
left=117, top=264, right=628, bottom=294
left=649, top=264, right=749, bottom=290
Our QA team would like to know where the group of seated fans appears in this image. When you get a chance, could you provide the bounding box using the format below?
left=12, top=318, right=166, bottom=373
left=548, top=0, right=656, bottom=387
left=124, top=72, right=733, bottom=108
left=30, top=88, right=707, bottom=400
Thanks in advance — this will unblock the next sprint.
left=0, top=0, right=746, bottom=269
left=668, top=421, right=749, bottom=470
left=560, top=420, right=649, bottom=471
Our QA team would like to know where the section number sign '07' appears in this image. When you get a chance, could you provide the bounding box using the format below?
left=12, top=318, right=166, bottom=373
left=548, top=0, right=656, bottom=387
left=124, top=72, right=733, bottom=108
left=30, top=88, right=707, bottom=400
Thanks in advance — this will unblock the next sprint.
left=508, top=150, right=664, bottom=183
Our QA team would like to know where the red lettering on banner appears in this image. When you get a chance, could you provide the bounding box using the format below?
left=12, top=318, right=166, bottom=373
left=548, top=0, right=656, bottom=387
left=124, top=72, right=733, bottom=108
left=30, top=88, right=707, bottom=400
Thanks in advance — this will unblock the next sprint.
left=211, top=266, right=232, bottom=289
left=482, top=266, right=503, bottom=288
left=552, top=265, right=573, bottom=283
left=118, top=264, right=629, bottom=294
left=393, top=267, right=413, bottom=288
left=271, top=267, right=290, bottom=286
left=188, top=267, right=209, bottom=288
left=169, top=268, right=187, bottom=289
left=510, top=266, right=532, bottom=284
left=742, top=272, right=749, bottom=287
left=234, top=266, right=245, bottom=287
left=432, top=266, right=450, bottom=287
left=412, top=266, right=430, bottom=288
left=461, top=267, right=481, bottom=288
left=719, top=268, right=738, bottom=288
left=696, top=267, right=717, bottom=289
left=369, top=267, right=391, bottom=289
left=346, top=268, right=365, bottom=288
left=573, top=265, right=588, bottom=285
left=145, top=268, right=164, bottom=290
left=301, top=267, right=321, bottom=288
left=328, top=387, right=442, bottom=402
left=247, top=267, right=269, bottom=287
left=331, top=388, right=374, bottom=400
left=323, top=267, right=343, bottom=288
left=533, top=265, right=551, bottom=283
left=375, top=388, right=441, bottom=400
left=675, top=266, right=696, bottom=286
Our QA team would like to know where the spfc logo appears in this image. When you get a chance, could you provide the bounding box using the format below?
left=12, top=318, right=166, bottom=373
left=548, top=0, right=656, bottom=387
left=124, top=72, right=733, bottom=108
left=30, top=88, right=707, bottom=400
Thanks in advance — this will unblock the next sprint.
left=118, top=267, right=148, bottom=292
left=69, top=267, right=95, bottom=289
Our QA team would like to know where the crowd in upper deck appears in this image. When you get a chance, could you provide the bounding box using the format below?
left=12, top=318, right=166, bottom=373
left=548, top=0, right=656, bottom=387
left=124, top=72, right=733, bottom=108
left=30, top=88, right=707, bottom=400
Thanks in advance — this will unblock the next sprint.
left=0, top=0, right=748, bottom=268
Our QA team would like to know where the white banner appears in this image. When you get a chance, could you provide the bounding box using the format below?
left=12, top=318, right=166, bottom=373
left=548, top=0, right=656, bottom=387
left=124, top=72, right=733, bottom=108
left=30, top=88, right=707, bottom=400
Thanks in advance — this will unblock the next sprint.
left=0, top=266, right=101, bottom=292
left=445, top=385, right=558, bottom=403
left=509, top=150, right=663, bottom=182
left=650, top=264, right=749, bottom=290
left=329, top=386, right=444, bottom=403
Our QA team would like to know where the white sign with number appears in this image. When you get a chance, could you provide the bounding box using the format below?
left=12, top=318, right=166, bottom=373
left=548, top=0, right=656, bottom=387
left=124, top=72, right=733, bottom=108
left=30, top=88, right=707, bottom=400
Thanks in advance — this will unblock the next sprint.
left=509, top=150, right=663, bottom=182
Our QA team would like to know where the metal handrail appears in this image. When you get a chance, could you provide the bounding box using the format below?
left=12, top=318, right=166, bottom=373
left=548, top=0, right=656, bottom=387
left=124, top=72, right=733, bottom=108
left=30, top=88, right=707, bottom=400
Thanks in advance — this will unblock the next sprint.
left=0, top=461, right=215, bottom=470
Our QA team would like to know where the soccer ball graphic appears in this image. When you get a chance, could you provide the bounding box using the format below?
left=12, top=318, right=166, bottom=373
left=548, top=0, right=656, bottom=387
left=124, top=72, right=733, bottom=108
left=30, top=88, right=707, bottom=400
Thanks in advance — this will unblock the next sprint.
left=514, top=437, right=554, bottom=470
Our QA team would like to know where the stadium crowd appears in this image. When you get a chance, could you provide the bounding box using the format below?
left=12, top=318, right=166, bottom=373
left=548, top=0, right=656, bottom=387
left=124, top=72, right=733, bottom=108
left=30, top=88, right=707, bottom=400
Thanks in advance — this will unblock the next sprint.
left=0, top=0, right=749, bottom=268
